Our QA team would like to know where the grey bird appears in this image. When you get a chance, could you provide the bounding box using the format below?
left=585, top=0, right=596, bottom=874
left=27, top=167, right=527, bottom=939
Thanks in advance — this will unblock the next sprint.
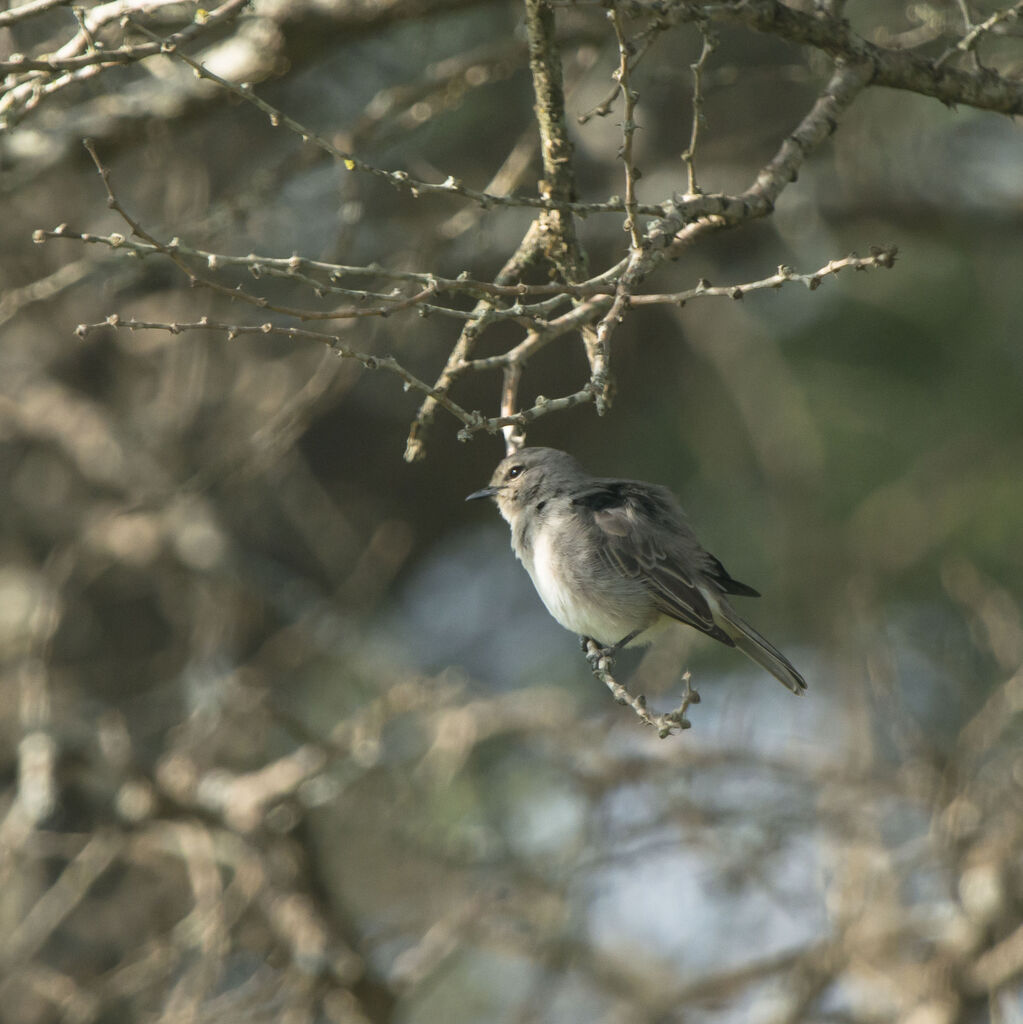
left=466, top=447, right=806, bottom=694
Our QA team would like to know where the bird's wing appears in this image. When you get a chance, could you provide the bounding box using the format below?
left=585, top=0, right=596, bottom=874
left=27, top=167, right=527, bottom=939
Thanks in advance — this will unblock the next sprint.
left=571, top=481, right=738, bottom=646
left=704, top=552, right=760, bottom=598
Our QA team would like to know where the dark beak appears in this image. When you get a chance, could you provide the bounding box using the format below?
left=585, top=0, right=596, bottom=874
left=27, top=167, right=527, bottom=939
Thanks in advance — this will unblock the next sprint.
left=465, top=486, right=499, bottom=502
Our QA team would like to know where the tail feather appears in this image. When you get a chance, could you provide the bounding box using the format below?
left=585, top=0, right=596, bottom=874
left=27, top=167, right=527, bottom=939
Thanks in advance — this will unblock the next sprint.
left=719, top=609, right=807, bottom=694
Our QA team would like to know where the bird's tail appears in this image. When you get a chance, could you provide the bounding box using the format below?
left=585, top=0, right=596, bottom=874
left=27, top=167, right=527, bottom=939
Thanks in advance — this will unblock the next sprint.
left=718, top=607, right=807, bottom=694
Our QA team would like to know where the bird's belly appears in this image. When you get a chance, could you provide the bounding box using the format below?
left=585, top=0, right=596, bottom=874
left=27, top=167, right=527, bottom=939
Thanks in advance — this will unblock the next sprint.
left=527, top=530, right=654, bottom=645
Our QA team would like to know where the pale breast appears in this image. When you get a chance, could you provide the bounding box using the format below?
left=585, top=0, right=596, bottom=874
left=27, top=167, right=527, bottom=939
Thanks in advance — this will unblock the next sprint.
left=526, top=526, right=653, bottom=645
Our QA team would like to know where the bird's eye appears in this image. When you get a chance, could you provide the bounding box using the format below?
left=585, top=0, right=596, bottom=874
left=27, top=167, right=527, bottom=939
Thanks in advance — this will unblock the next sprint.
left=506, top=465, right=523, bottom=480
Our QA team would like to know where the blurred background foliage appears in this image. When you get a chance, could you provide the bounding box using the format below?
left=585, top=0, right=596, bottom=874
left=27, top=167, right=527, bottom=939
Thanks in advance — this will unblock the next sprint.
left=1, top=0, right=1022, bottom=1022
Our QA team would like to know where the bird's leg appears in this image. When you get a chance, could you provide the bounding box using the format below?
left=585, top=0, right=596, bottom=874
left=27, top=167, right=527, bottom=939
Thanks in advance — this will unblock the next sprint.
left=613, top=628, right=644, bottom=654
left=581, top=629, right=644, bottom=667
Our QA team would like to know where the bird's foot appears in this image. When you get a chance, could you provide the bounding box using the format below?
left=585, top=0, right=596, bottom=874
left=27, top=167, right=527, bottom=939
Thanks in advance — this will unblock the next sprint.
left=580, top=629, right=643, bottom=668
left=581, top=637, right=610, bottom=670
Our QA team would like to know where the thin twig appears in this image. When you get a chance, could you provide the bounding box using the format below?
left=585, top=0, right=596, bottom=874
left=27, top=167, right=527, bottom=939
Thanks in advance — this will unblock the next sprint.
left=681, top=26, right=717, bottom=195
left=0, top=0, right=249, bottom=73
left=608, top=4, right=644, bottom=252
left=628, top=248, right=898, bottom=306
left=409, top=0, right=587, bottom=460
left=119, top=16, right=668, bottom=220
left=577, top=11, right=679, bottom=124
left=584, top=640, right=699, bottom=737
left=37, top=223, right=572, bottom=325
left=500, top=363, right=526, bottom=455
left=934, top=1, right=1023, bottom=70
left=33, top=225, right=616, bottom=300
left=705, top=0, right=1023, bottom=115
left=70, top=314, right=605, bottom=441
left=73, top=315, right=490, bottom=434
left=81, top=140, right=441, bottom=322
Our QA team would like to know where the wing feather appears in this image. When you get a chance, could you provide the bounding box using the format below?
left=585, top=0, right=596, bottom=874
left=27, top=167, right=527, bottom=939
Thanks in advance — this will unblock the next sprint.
left=572, top=481, right=740, bottom=646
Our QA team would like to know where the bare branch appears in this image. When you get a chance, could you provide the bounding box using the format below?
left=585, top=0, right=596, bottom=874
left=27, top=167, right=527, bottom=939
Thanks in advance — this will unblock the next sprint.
left=0, top=0, right=249, bottom=74
left=681, top=25, right=717, bottom=195
left=629, top=247, right=898, bottom=306
left=584, top=640, right=699, bottom=737
left=702, top=0, right=1023, bottom=114
left=124, top=22, right=669, bottom=218
left=73, top=315, right=491, bottom=434
left=577, top=9, right=681, bottom=124
left=408, top=0, right=587, bottom=459
left=608, top=4, right=644, bottom=252
left=934, top=1, right=1023, bottom=69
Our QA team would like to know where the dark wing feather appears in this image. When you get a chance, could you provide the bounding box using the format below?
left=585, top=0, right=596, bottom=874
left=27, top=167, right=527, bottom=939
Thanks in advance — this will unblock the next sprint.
left=704, top=553, right=760, bottom=597
left=571, top=481, right=737, bottom=646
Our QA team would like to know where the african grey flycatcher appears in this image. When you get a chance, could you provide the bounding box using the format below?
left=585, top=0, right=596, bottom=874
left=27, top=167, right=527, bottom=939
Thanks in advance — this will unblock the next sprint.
left=466, top=447, right=806, bottom=695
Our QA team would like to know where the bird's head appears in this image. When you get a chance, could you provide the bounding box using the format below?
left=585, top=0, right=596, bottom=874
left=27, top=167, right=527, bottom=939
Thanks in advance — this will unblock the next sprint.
left=465, top=447, right=584, bottom=524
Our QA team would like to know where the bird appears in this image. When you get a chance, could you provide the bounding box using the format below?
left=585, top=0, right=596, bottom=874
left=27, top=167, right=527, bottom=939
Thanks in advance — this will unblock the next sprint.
left=466, top=447, right=806, bottom=695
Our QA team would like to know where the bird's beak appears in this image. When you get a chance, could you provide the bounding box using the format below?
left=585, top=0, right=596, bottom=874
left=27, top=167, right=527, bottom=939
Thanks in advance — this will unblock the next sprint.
left=465, top=486, right=500, bottom=502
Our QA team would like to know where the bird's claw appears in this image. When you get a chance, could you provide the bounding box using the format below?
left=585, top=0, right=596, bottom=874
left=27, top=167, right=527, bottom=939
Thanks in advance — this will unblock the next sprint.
left=581, top=629, right=643, bottom=667
left=582, top=636, right=618, bottom=669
